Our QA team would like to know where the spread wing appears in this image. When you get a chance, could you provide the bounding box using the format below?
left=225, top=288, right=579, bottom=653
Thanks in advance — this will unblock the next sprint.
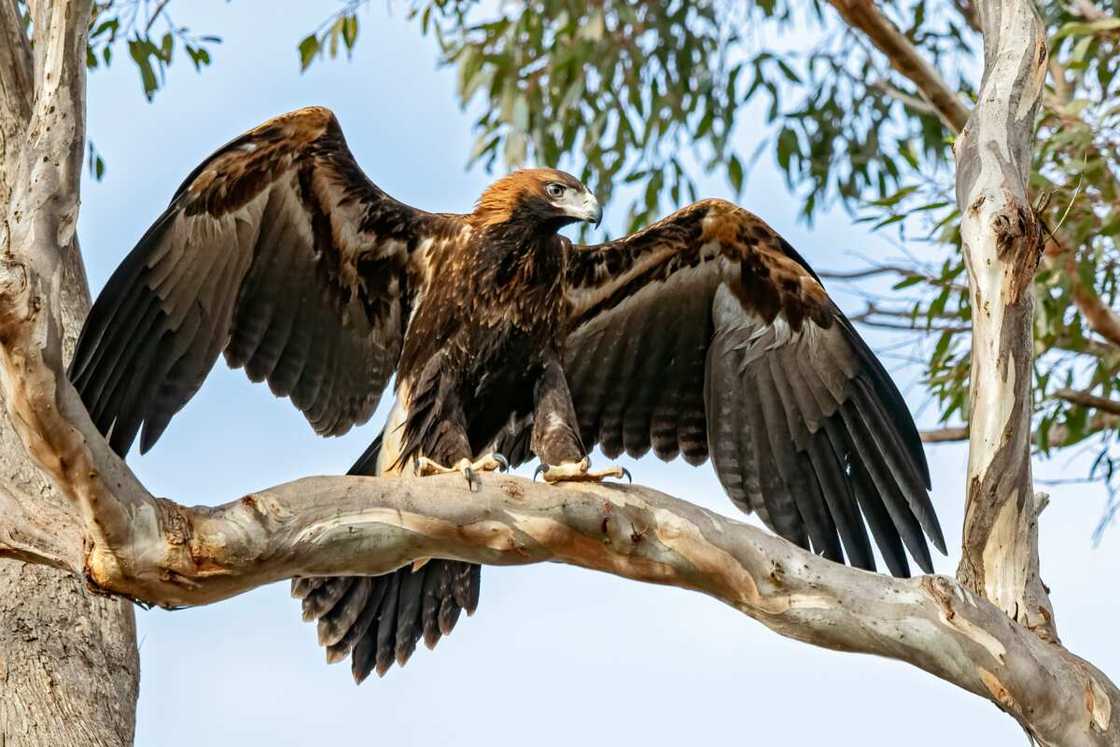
left=70, top=106, right=463, bottom=456
left=563, top=199, right=945, bottom=576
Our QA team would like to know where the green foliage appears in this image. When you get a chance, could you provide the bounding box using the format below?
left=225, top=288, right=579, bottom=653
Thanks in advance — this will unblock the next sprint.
left=297, top=4, right=362, bottom=71
left=85, top=1, right=221, bottom=101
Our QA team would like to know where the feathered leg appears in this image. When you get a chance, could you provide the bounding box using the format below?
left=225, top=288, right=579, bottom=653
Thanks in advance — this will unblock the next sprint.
left=533, top=356, right=629, bottom=482
left=404, top=355, right=508, bottom=490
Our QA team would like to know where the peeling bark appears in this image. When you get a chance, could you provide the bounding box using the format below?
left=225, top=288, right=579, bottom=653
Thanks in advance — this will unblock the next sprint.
left=953, top=1, right=1056, bottom=642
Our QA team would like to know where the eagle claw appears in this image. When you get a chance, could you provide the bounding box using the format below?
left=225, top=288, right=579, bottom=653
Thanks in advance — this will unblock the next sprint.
left=463, top=466, right=479, bottom=493
left=416, top=453, right=509, bottom=491
left=535, top=457, right=631, bottom=484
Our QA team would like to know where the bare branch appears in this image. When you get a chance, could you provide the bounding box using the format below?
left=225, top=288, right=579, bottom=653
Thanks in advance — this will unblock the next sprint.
left=3, top=451, right=1120, bottom=745
left=868, top=79, right=939, bottom=116
left=826, top=0, right=971, bottom=133
left=0, top=0, right=33, bottom=253
left=920, top=426, right=970, bottom=443
left=1045, top=237, right=1120, bottom=349
left=952, top=0, right=982, bottom=32
left=0, top=99, right=1116, bottom=739
left=1071, top=0, right=1111, bottom=22
left=0, top=2, right=1115, bottom=744
left=144, top=0, right=172, bottom=34
left=954, top=0, right=1054, bottom=641
left=819, top=264, right=927, bottom=281
left=920, top=414, right=1120, bottom=447
left=0, top=3, right=138, bottom=744
left=847, top=301, right=971, bottom=333
left=0, top=0, right=32, bottom=124
left=1053, top=388, right=1120, bottom=416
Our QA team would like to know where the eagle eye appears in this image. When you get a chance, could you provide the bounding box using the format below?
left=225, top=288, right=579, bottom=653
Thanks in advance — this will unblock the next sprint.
left=545, top=183, right=565, bottom=199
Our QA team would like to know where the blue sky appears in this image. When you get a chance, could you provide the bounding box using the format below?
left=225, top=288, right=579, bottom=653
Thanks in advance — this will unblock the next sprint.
left=77, top=2, right=1118, bottom=745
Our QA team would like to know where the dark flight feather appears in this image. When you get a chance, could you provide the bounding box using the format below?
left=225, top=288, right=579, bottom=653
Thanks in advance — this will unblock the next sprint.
left=69, top=106, right=454, bottom=457
left=564, top=198, right=945, bottom=577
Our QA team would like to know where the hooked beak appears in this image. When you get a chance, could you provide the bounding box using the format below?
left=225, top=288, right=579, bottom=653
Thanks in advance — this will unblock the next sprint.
left=581, top=191, right=603, bottom=227
left=554, top=186, right=603, bottom=227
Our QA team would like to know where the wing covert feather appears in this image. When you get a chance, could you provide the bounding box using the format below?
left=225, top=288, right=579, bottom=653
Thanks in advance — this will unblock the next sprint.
left=564, top=199, right=944, bottom=577
left=70, top=106, right=460, bottom=456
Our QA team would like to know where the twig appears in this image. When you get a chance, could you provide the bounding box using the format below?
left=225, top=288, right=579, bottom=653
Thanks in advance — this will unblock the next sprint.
left=1072, top=0, right=1111, bottom=22
left=920, top=425, right=969, bottom=442
left=1053, top=388, right=1120, bottom=416
left=921, top=413, right=1120, bottom=447
left=869, top=79, right=939, bottom=116
left=143, top=0, right=171, bottom=34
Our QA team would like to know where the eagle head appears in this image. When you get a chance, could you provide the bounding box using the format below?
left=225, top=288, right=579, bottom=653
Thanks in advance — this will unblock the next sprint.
left=471, top=168, right=602, bottom=232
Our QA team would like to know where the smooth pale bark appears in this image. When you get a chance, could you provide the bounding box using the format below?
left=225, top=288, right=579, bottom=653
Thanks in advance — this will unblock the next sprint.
left=0, top=1, right=138, bottom=745
left=833, top=0, right=1059, bottom=642
left=953, top=0, right=1056, bottom=642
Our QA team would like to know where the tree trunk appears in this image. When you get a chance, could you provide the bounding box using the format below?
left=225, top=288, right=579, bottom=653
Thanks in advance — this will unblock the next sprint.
left=0, top=1, right=139, bottom=744
left=952, top=0, right=1056, bottom=642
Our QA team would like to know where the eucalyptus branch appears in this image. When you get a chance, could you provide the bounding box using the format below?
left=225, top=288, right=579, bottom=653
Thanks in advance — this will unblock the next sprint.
left=847, top=301, right=970, bottom=333
left=953, top=0, right=1054, bottom=641
left=1053, top=387, right=1120, bottom=416
left=919, top=414, right=1120, bottom=448
left=920, top=425, right=970, bottom=443
left=868, top=79, right=939, bottom=117
left=825, top=0, right=971, bottom=133
left=1044, top=237, right=1120, bottom=349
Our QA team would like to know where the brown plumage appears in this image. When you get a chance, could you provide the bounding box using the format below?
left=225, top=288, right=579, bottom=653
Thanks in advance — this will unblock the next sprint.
left=70, top=106, right=945, bottom=683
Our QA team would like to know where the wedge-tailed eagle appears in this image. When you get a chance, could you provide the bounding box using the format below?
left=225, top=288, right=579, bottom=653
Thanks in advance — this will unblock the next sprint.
left=70, top=106, right=945, bottom=683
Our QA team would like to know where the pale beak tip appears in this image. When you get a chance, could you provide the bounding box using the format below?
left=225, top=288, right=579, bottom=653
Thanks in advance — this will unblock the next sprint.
left=588, top=199, right=603, bottom=228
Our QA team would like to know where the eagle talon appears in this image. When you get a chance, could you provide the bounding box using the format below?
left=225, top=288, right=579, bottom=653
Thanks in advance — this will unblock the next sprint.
left=416, top=454, right=506, bottom=490
left=462, top=466, right=479, bottom=492
left=533, top=464, right=546, bottom=482
left=536, top=458, right=630, bottom=484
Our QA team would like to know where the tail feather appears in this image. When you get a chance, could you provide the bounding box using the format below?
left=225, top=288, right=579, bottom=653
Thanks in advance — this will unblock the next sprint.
left=291, top=428, right=481, bottom=683
left=317, top=577, right=373, bottom=647
left=372, top=572, right=401, bottom=677
left=394, top=566, right=427, bottom=666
